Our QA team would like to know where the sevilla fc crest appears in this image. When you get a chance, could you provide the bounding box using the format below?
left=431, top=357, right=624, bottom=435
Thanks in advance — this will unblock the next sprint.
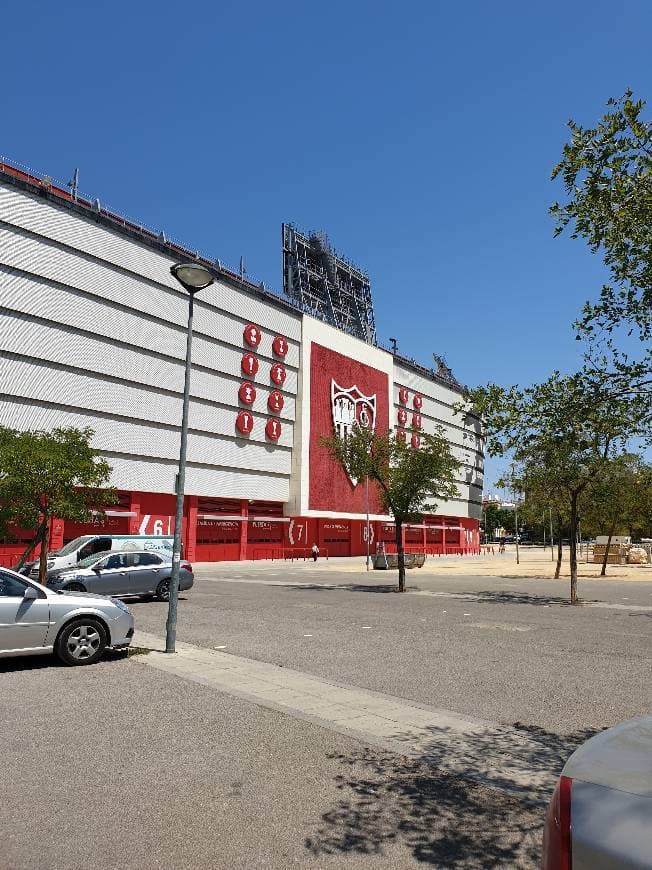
left=331, top=380, right=376, bottom=486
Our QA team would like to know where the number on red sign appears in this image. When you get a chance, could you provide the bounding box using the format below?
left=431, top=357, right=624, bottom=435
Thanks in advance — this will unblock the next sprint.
left=243, top=324, right=261, bottom=347
left=239, top=382, right=256, bottom=405
left=268, top=390, right=284, bottom=413
left=236, top=410, right=254, bottom=435
left=241, top=352, right=259, bottom=376
left=396, top=429, right=406, bottom=443
left=411, top=433, right=421, bottom=449
left=399, top=387, right=408, bottom=405
left=265, top=418, right=281, bottom=441
left=413, top=394, right=423, bottom=409
left=272, top=335, right=288, bottom=357
left=412, top=413, right=422, bottom=429
left=270, top=363, right=286, bottom=386
left=398, top=408, right=408, bottom=425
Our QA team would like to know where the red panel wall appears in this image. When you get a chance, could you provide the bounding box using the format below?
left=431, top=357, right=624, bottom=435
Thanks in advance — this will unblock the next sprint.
left=309, top=343, right=389, bottom=514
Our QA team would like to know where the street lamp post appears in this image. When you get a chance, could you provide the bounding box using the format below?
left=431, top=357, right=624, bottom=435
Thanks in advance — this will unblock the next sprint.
left=365, top=474, right=370, bottom=571
left=165, top=262, right=214, bottom=654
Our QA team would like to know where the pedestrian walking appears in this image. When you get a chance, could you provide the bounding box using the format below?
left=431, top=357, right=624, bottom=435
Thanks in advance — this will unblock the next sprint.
left=311, top=543, right=319, bottom=562
left=499, top=537, right=506, bottom=554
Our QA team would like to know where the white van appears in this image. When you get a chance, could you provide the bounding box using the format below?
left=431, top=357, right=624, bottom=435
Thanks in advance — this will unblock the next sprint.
left=24, top=534, right=175, bottom=578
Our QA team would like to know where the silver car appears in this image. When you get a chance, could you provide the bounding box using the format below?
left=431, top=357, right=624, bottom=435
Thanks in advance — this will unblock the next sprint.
left=542, top=715, right=652, bottom=868
left=48, top=550, right=194, bottom=601
left=0, top=566, right=134, bottom=666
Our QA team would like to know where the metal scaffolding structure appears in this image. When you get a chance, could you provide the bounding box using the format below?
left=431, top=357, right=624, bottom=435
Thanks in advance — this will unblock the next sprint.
left=282, top=223, right=377, bottom=344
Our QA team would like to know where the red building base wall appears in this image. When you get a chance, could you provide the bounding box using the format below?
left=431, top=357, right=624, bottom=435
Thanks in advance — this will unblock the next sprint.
left=0, top=491, right=480, bottom=568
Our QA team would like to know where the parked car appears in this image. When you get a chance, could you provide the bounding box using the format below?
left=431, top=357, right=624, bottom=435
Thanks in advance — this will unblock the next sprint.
left=0, top=566, right=134, bottom=666
left=48, top=550, right=194, bottom=601
left=21, top=533, right=175, bottom=578
left=542, top=715, right=652, bottom=869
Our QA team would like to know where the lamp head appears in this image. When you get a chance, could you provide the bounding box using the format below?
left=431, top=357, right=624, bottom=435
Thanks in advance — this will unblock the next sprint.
left=170, top=262, right=214, bottom=293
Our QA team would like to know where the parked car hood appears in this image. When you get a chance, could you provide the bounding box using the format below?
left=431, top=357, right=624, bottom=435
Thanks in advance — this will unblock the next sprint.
left=563, top=715, right=652, bottom=797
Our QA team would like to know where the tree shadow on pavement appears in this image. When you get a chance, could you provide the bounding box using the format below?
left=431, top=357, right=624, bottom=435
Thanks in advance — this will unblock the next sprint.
left=472, top=590, right=599, bottom=607
left=306, top=722, right=600, bottom=868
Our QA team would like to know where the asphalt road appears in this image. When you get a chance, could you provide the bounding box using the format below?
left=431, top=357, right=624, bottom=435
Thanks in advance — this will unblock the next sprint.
left=2, top=564, right=650, bottom=868
left=0, top=653, right=540, bottom=869
left=131, top=564, right=652, bottom=734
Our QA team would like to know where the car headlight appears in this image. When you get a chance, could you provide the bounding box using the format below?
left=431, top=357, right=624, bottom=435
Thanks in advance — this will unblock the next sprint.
left=47, top=561, right=55, bottom=568
left=111, top=598, right=131, bottom=614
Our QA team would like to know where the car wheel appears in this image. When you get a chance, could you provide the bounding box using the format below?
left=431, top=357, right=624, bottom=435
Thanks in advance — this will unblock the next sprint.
left=64, top=582, right=86, bottom=592
left=155, top=579, right=170, bottom=602
left=55, top=618, right=107, bottom=666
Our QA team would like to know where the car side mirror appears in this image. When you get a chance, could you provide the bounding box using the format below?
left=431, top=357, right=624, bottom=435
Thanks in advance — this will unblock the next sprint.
left=93, top=567, right=102, bottom=573
left=23, top=587, right=38, bottom=600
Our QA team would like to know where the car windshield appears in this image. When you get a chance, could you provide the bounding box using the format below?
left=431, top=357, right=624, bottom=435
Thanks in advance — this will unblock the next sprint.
left=56, top=536, right=92, bottom=557
left=76, top=552, right=111, bottom=568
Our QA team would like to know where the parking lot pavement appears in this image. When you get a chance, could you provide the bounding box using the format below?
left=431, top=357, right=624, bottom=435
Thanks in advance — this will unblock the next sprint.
left=0, top=653, right=541, bottom=869
left=131, top=568, right=652, bottom=733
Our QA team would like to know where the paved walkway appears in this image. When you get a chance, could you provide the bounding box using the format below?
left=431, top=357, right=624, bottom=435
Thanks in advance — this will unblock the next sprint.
left=134, top=630, right=562, bottom=805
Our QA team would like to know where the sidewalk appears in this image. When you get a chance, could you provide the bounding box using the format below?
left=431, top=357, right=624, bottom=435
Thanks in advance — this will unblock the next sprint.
left=134, top=630, right=562, bottom=805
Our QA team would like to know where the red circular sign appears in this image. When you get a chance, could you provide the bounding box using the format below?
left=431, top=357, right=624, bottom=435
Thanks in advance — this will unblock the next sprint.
left=412, top=413, right=422, bottom=429
left=397, top=408, right=408, bottom=425
left=243, top=324, right=261, bottom=347
left=399, top=387, right=408, bottom=405
left=268, top=390, right=284, bottom=413
left=272, top=335, right=288, bottom=358
left=265, top=418, right=282, bottom=441
left=411, top=433, right=421, bottom=449
left=236, top=410, right=254, bottom=435
left=239, top=382, right=256, bottom=405
left=413, top=394, right=423, bottom=410
left=270, top=363, right=287, bottom=386
left=396, top=429, right=406, bottom=444
left=241, top=352, right=259, bottom=376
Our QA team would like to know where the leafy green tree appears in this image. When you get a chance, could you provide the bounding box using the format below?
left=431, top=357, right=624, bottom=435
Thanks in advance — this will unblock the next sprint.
left=481, top=503, right=517, bottom=541
left=322, top=426, right=459, bottom=592
left=0, top=427, right=115, bottom=583
left=466, top=371, right=648, bottom=602
left=581, top=455, right=652, bottom=575
left=502, top=464, right=570, bottom=579
left=551, top=91, right=651, bottom=412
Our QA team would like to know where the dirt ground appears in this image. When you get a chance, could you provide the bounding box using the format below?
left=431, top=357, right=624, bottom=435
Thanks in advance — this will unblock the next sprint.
left=312, top=545, right=652, bottom=581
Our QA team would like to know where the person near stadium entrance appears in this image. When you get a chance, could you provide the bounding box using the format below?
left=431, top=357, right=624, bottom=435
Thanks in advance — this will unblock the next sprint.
left=311, top=543, right=320, bottom=562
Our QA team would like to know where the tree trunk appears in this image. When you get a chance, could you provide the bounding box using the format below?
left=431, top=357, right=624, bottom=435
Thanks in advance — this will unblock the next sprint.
left=38, top=514, right=50, bottom=586
left=601, top=525, right=616, bottom=577
left=554, top=516, right=563, bottom=579
left=15, top=516, right=48, bottom=571
left=395, top=520, right=406, bottom=593
left=569, top=493, right=579, bottom=604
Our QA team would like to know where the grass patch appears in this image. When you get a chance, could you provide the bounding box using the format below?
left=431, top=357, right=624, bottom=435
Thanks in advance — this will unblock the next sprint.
left=126, top=646, right=152, bottom=657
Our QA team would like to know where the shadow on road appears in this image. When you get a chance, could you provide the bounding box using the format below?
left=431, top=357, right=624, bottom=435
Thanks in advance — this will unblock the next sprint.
left=472, top=590, right=600, bottom=607
left=0, top=648, right=129, bottom=673
left=306, top=722, right=599, bottom=868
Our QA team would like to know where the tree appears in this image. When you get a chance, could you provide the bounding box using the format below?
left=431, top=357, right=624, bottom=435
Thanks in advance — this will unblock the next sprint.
left=466, top=371, right=648, bottom=603
left=551, top=91, right=651, bottom=409
left=0, top=427, right=115, bottom=583
left=581, top=455, right=652, bottom=575
left=322, top=426, right=459, bottom=592
left=481, top=503, right=517, bottom=541
left=503, top=464, right=570, bottom=579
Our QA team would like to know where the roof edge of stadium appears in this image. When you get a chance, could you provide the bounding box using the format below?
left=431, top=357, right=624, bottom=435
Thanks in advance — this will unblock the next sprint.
left=0, top=156, right=301, bottom=319
left=0, top=157, right=469, bottom=399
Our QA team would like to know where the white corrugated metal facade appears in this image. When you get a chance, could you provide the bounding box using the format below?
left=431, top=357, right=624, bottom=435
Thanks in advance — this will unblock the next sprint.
left=0, top=179, right=300, bottom=503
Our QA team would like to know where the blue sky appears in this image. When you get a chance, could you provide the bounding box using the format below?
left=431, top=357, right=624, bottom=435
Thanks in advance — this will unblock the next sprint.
left=2, top=0, right=650, bottom=489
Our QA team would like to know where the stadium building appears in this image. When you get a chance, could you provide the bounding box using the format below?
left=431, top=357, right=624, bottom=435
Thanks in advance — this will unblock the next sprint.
left=0, top=159, right=483, bottom=564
